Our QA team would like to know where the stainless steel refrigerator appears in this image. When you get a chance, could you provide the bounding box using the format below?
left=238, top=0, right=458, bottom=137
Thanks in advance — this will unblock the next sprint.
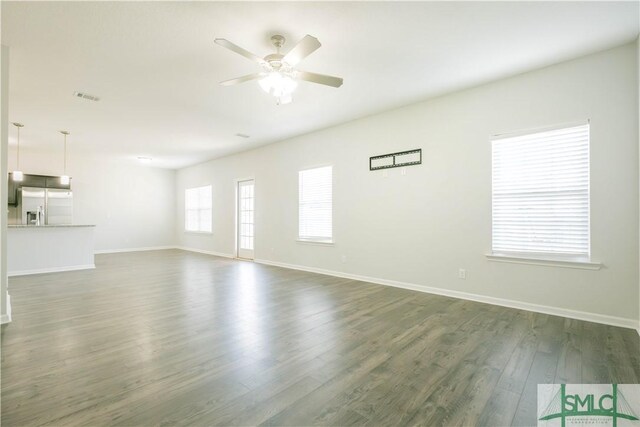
left=20, top=187, right=73, bottom=225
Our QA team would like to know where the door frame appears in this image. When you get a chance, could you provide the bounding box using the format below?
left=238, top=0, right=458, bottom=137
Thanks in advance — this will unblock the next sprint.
left=235, top=177, right=255, bottom=260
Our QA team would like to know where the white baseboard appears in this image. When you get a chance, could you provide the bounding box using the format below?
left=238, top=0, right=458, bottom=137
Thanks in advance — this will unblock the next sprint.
left=1, top=293, right=11, bottom=325
left=95, top=246, right=176, bottom=254
left=8, top=264, right=95, bottom=277
left=176, top=246, right=235, bottom=259
left=254, top=258, right=639, bottom=331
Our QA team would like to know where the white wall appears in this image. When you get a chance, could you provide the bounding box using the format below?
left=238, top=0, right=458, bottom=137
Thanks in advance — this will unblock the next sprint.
left=6, top=150, right=176, bottom=252
left=176, top=42, right=639, bottom=326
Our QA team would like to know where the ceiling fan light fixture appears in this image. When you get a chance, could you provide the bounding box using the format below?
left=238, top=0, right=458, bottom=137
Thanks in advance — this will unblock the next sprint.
left=277, top=93, right=293, bottom=105
left=258, top=71, right=298, bottom=99
left=215, top=34, right=342, bottom=104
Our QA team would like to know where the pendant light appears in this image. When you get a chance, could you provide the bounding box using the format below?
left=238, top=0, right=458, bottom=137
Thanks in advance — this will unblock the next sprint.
left=60, top=130, right=70, bottom=185
left=12, top=122, right=24, bottom=181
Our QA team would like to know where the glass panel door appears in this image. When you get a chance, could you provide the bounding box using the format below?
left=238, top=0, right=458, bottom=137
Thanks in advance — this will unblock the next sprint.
left=237, top=179, right=255, bottom=259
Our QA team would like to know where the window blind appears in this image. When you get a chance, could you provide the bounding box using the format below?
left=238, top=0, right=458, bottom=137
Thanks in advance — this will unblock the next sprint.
left=299, top=166, right=332, bottom=242
left=185, top=185, right=212, bottom=232
left=491, top=124, right=590, bottom=259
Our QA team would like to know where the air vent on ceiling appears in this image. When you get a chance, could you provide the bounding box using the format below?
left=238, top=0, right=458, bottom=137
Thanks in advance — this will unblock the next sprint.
left=73, top=91, right=100, bottom=102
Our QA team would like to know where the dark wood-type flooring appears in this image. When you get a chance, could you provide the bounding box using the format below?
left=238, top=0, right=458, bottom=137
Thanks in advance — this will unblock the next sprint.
left=2, top=249, right=638, bottom=426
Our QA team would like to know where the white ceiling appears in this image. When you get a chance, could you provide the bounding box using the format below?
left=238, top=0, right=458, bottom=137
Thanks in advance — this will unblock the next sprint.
left=3, top=1, right=639, bottom=169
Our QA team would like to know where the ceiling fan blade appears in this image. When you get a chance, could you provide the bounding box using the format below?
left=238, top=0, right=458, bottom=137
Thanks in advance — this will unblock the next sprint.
left=283, top=35, right=321, bottom=66
left=214, top=38, right=266, bottom=65
left=297, top=71, right=343, bottom=88
left=220, top=73, right=263, bottom=86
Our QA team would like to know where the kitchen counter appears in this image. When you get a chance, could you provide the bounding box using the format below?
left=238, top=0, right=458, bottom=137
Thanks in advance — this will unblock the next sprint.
left=7, top=225, right=96, bottom=276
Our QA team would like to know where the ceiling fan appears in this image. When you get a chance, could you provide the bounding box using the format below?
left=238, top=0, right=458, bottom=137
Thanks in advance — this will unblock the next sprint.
left=214, top=34, right=343, bottom=105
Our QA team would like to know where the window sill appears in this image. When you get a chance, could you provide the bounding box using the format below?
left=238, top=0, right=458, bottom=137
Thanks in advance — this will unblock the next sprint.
left=486, top=253, right=601, bottom=270
left=184, top=230, right=213, bottom=235
left=296, top=239, right=334, bottom=246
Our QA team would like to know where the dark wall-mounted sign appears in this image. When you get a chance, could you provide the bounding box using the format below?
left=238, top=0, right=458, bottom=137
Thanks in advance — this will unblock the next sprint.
left=369, top=149, right=422, bottom=171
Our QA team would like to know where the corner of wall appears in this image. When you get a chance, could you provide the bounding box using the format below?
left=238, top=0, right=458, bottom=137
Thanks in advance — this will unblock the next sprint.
left=1, top=292, right=11, bottom=324
left=170, top=168, right=179, bottom=248
left=1, top=44, right=10, bottom=324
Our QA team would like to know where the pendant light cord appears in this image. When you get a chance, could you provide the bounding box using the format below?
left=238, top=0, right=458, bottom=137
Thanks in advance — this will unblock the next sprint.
left=63, top=133, right=67, bottom=175
left=12, top=123, right=23, bottom=171
left=16, top=125, right=20, bottom=170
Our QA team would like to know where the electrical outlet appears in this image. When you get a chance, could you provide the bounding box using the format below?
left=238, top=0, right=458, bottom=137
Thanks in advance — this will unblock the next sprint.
left=458, top=269, right=466, bottom=279
left=401, top=168, right=407, bottom=176
left=382, top=170, right=388, bottom=178
left=341, top=255, right=347, bottom=263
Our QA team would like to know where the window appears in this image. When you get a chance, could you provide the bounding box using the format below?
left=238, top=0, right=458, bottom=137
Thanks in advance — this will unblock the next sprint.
left=299, top=166, right=332, bottom=242
left=491, top=123, right=590, bottom=260
left=185, top=185, right=212, bottom=232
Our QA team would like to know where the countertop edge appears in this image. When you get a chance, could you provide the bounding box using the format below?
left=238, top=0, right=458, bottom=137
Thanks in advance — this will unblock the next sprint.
left=7, top=224, right=96, bottom=228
